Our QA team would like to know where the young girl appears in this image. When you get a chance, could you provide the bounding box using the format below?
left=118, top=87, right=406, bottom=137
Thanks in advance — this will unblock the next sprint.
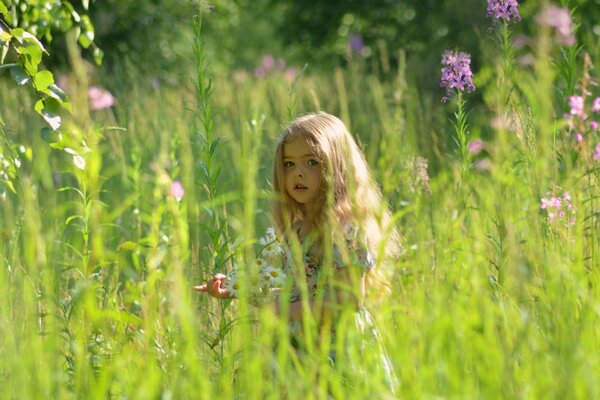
left=195, top=112, right=400, bottom=394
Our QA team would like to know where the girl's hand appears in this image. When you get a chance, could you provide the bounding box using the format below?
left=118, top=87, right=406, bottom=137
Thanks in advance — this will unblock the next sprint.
left=193, top=273, right=232, bottom=298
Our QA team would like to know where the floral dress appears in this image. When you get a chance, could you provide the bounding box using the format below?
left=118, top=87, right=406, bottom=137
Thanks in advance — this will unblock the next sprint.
left=226, top=225, right=399, bottom=393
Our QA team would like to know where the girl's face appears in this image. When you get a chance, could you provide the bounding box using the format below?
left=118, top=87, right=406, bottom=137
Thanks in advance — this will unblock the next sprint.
left=283, top=136, right=323, bottom=216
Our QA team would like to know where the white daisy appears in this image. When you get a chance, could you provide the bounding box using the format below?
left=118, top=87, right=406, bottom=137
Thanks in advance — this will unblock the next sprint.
left=258, top=227, right=285, bottom=261
left=260, top=265, right=287, bottom=287
left=225, top=273, right=240, bottom=297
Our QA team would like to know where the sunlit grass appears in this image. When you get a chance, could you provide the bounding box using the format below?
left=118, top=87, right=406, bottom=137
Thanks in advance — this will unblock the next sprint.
left=1, top=8, right=600, bottom=399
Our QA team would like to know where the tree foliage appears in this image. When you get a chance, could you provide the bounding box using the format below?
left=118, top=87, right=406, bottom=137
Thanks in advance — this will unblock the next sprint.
left=0, top=0, right=99, bottom=131
left=263, top=0, right=600, bottom=85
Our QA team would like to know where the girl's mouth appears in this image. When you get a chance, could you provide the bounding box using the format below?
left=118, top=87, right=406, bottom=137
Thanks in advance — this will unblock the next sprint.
left=294, top=184, right=308, bottom=190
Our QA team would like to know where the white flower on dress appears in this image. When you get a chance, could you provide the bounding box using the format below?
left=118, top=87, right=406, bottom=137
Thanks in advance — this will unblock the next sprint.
left=343, top=223, right=358, bottom=241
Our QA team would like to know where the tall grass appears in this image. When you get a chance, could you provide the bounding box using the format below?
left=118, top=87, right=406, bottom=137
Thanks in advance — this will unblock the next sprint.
left=1, top=5, right=599, bottom=399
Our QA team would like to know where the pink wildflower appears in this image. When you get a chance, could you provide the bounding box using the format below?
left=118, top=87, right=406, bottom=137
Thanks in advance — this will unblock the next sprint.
left=262, top=54, right=275, bottom=71
left=254, top=66, right=267, bottom=78
left=88, top=86, right=115, bottom=110
left=592, top=97, right=600, bottom=113
left=569, top=95, right=585, bottom=118
left=540, top=190, right=575, bottom=226
left=590, top=121, right=599, bottom=131
left=537, top=5, right=575, bottom=46
left=170, top=181, right=185, bottom=202
left=594, top=143, right=600, bottom=161
left=467, top=139, right=485, bottom=154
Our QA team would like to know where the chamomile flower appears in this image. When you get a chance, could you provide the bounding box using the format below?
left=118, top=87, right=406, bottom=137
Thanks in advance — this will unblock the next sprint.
left=225, top=273, right=241, bottom=297
left=261, top=265, right=287, bottom=286
left=262, top=227, right=277, bottom=242
left=258, top=227, right=285, bottom=260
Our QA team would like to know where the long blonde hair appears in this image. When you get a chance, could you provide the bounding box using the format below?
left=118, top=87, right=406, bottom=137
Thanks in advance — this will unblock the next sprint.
left=271, top=112, right=400, bottom=298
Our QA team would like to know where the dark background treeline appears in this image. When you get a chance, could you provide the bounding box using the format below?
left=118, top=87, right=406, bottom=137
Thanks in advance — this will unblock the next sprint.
left=38, top=0, right=600, bottom=90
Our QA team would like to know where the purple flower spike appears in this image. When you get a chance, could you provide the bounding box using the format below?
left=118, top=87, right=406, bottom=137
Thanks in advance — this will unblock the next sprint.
left=440, top=50, right=476, bottom=102
left=486, top=0, right=521, bottom=29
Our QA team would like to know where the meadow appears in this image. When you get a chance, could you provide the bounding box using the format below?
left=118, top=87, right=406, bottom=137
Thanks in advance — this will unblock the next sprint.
left=1, top=3, right=599, bottom=399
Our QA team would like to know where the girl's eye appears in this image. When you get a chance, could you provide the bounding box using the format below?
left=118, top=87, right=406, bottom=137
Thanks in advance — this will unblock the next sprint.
left=307, top=159, right=319, bottom=166
left=283, top=161, right=294, bottom=168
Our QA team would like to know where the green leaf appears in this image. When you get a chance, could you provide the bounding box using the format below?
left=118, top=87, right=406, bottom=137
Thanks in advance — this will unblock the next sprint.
left=41, top=127, right=62, bottom=145
left=0, top=2, right=8, bottom=15
left=1, top=42, right=8, bottom=64
left=9, top=65, right=30, bottom=85
left=72, top=154, right=86, bottom=170
left=35, top=99, right=44, bottom=114
left=78, top=30, right=93, bottom=49
left=2, top=179, right=17, bottom=194
left=62, top=2, right=81, bottom=23
left=80, top=15, right=94, bottom=31
left=42, top=110, right=61, bottom=131
left=45, top=84, right=68, bottom=102
left=18, top=45, right=42, bottom=75
left=35, top=99, right=62, bottom=131
left=117, top=241, right=139, bottom=252
left=34, top=70, right=54, bottom=91
left=44, top=84, right=72, bottom=112
left=10, top=28, right=23, bottom=41
left=21, top=31, right=47, bottom=53
left=65, top=214, right=84, bottom=226
left=78, top=15, right=95, bottom=49
left=44, top=98, right=61, bottom=114
left=92, top=47, right=104, bottom=65
left=0, top=25, right=11, bottom=44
